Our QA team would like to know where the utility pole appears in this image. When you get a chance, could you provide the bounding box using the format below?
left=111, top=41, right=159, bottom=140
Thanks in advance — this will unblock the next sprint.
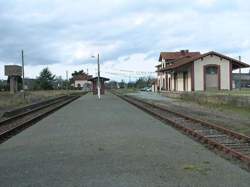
left=91, top=54, right=101, bottom=99
left=66, top=70, right=69, bottom=95
left=97, top=53, right=101, bottom=99
left=239, top=56, right=241, bottom=90
left=21, top=50, right=25, bottom=99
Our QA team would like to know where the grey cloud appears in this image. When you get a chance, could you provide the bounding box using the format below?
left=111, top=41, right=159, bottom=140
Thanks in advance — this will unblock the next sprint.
left=0, top=0, right=250, bottom=69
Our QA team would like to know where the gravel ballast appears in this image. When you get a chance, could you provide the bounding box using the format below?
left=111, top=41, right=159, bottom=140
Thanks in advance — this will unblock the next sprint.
left=0, top=93, right=249, bottom=187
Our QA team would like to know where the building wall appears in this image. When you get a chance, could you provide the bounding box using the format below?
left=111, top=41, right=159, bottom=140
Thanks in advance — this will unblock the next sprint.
left=194, top=55, right=230, bottom=91
left=158, top=72, right=167, bottom=91
left=157, top=73, right=162, bottom=90
left=176, top=72, right=183, bottom=91
left=169, top=70, right=191, bottom=92
left=74, top=80, right=90, bottom=88
left=166, top=74, right=171, bottom=90
left=187, top=70, right=192, bottom=91
left=171, top=74, right=174, bottom=91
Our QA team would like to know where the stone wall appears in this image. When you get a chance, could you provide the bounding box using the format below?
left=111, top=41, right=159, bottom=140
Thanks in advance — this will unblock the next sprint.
left=162, top=92, right=250, bottom=108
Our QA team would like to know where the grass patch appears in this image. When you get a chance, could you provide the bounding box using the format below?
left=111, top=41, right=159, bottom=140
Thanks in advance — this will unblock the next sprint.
left=177, top=98, right=250, bottom=136
left=196, top=88, right=250, bottom=97
left=0, top=90, right=82, bottom=110
left=198, top=101, right=250, bottom=119
left=183, top=163, right=211, bottom=175
left=112, top=88, right=138, bottom=95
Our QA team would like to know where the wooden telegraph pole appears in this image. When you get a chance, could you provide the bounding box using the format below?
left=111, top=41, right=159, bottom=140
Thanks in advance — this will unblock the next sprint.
left=239, top=56, right=241, bottom=90
left=66, top=70, right=69, bottom=95
left=22, top=50, right=25, bottom=99
left=97, top=53, right=101, bottom=99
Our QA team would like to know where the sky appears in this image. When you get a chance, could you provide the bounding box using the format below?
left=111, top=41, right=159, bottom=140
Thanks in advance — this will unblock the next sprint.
left=0, top=0, right=250, bottom=81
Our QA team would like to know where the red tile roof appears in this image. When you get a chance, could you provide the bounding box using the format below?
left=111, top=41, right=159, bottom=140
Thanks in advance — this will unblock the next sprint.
left=160, top=51, right=250, bottom=71
left=159, top=50, right=201, bottom=62
left=73, top=74, right=92, bottom=81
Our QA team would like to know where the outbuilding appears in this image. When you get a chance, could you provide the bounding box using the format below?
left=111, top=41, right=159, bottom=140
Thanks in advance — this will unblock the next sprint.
left=71, top=72, right=92, bottom=91
left=88, top=77, right=110, bottom=95
left=156, top=50, right=250, bottom=91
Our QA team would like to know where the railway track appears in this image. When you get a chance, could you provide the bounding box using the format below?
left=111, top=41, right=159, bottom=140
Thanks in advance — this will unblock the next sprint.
left=0, top=95, right=81, bottom=143
left=113, top=92, right=250, bottom=169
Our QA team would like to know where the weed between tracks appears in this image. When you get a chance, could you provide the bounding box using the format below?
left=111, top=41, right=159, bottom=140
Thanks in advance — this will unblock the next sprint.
left=0, top=90, right=82, bottom=118
left=183, top=162, right=212, bottom=175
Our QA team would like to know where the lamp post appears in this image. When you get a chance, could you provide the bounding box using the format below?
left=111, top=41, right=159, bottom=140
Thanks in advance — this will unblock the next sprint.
left=92, top=54, right=101, bottom=99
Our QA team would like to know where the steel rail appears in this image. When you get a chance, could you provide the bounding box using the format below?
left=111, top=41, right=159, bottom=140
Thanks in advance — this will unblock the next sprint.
left=0, top=95, right=81, bottom=143
left=1, top=95, right=68, bottom=119
left=0, top=96, right=69, bottom=126
left=113, top=92, right=250, bottom=169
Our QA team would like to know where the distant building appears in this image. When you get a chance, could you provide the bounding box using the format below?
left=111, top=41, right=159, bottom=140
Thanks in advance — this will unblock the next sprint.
left=88, top=77, right=110, bottom=95
left=233, top=73, right=250, bottom=88
left=155, top=50, right=250, bottom=92
left=71, top=71, right=93, bottom=91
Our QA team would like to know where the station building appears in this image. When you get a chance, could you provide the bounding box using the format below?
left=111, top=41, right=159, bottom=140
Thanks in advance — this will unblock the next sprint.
left=88, top=77, right=110, bottom=95
left=71, top=72, right=92, bottom=91
left=155, top=50, right=250, bottom=91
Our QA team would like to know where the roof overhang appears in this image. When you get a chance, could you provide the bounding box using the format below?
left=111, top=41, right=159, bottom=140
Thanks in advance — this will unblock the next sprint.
left=88, top=76, right=110, bottom=82
left=159, top=51, right=250, bottom=71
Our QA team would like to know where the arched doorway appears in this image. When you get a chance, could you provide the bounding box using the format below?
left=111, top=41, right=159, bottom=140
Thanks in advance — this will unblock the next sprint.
left=204, top=65, right=220, bottom=91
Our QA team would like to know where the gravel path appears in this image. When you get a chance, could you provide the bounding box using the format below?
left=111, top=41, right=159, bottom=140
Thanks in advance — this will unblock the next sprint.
left=128, top=91, right=250, bottom=136
left=0, top=93, right=249, bottom=187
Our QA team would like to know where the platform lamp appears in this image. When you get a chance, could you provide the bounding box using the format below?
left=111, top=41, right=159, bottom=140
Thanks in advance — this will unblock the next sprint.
left=91, top=54, right=101, bottom=99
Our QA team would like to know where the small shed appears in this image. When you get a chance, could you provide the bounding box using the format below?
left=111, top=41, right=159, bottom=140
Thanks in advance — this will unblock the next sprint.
left=88, top=77, right=110, bottom=95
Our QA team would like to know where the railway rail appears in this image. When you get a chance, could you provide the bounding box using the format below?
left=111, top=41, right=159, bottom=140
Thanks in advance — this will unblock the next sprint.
left=0, top=94, right=82, bottom=143
left=1, top=95, right=68, bottom=119
left=113, top=92, right=250, bottom=169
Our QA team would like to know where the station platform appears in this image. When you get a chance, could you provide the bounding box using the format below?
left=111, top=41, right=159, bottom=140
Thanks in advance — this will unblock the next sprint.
left=0, top=93, right=249, bottom=186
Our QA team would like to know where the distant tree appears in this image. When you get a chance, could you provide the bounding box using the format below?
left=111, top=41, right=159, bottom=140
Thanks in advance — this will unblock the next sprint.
left=119, top=80, right=126, bottom=89
left=0, top=80, right=5, bottom=91
left=135, top=76, right=154, bottom=88
left=72, top=70, right=84, bottom=77
left=127, top=81, right=136, bottom=88
left=54, top=76, right=65, bottom=90
left=106, top=81, right=118, bottom=89
left=62, top=80, right=69, bottom=90
left=35, top=68, right=55, bottom=90
left=0, top=79, right=8, bottom=91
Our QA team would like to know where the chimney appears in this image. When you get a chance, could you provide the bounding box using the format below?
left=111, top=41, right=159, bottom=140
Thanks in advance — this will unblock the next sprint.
left=180, top=49, right=189, bottom=55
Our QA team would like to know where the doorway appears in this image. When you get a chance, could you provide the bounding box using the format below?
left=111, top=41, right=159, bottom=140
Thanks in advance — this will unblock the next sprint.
left=183, top=72, right=188, bottom=91
left=204, top=65, right=220, bottom=90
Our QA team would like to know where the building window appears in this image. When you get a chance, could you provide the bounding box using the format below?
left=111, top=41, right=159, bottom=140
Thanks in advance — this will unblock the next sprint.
left=206, top=66, right=217, bottom=75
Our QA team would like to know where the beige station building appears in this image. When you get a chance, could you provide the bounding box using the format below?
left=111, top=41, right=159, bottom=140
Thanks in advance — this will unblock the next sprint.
left=155, top=50, right=250, bottom=92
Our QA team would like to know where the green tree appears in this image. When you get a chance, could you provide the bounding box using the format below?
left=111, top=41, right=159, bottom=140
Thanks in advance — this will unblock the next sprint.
left=72, top=70, right=84, bottom=77
left=135, top=77, right=154, bottom=88
left=35, top=68, right=55, bottom=90
left=119, top=80, right=126, bottom=89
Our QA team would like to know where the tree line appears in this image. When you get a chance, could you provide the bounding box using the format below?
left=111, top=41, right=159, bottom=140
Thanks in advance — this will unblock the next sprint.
left=107, top=77, right=155, bottom=89
left=1, top=67, right=156, bottom=91
left=0, top=68, right=68, bottom=91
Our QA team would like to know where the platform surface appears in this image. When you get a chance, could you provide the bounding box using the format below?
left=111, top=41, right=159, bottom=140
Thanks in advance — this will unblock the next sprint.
left=0, top=93, right=249, bottom=187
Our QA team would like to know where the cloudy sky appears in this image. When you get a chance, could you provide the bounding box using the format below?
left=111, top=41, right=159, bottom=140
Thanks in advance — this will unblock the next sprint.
left=0, top=0, right=250, bottom=81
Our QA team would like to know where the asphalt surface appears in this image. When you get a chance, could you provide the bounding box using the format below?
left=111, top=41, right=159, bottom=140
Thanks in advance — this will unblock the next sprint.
left=0, top=92, right=249, bottom=187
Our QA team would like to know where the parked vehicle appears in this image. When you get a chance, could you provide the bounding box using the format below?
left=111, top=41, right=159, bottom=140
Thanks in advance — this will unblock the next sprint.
left=140, top=87, right=152, bottom=92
